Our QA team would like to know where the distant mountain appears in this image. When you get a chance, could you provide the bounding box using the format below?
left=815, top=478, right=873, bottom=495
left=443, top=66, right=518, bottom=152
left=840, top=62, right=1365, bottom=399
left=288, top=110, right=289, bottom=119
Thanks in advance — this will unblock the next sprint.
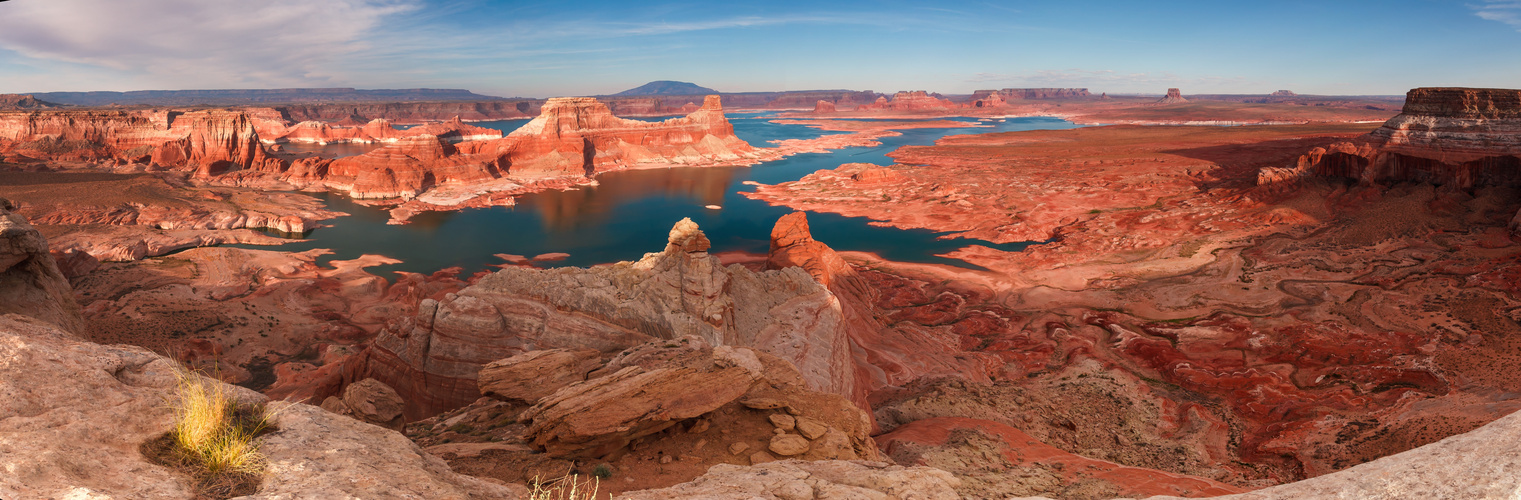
left=0, top=94, right=62, bottom=110
left=25, top=88, right=505, bottom=107
left=613, top=81, right=718, bottom=96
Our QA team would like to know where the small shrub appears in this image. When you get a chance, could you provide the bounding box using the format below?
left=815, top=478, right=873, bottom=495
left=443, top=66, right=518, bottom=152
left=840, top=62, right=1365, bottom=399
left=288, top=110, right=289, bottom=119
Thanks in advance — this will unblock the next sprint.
left=447, top=423, right=474, bottom=434
left=591, top=463, right=613, bottom=479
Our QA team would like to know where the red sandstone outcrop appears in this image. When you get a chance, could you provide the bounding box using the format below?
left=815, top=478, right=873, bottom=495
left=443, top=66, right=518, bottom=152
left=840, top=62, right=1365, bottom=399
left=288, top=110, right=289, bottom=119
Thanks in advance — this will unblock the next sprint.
left=0, top=198, right=83, bottom=333
left=517, top=336, right=880, bottom=461
left=358, top=217, right=855, bottom=419
left=813, top=100, right=838, bottom=114
left=1157, top=88, right=1189, bottom=104
left=1264, top=87, right=1521, bottom=190
left=856, top=91, right=956, bottom=111
left=496, top=95, right=759, bottom=176
left=261, top=95, right=763, bottom=209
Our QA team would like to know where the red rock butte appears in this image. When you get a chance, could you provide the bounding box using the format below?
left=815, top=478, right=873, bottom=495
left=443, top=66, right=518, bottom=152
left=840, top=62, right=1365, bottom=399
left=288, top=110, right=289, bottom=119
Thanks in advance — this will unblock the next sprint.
left=1263, top=87, right=1521, bottom=190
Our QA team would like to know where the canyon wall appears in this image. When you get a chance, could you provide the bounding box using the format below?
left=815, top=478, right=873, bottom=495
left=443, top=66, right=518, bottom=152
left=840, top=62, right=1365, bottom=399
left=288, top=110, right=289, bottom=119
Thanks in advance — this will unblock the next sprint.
left=1263, top=87, right=1521, bottom=189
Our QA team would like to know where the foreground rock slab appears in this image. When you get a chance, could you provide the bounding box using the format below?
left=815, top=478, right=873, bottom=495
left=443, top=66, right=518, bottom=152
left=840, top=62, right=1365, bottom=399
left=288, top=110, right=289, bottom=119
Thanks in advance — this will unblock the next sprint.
left=0, top=314, right=519, bottom=499
left=619, top=459, right=962, bottom=500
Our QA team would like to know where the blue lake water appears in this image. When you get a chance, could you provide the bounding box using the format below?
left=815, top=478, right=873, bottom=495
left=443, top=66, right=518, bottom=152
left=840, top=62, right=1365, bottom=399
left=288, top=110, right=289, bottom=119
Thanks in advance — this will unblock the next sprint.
left=243, top=114, right=1079, bottom=274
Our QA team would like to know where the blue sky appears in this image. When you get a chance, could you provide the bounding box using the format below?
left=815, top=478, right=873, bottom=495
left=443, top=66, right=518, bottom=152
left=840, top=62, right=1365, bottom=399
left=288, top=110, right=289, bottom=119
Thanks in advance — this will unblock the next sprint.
left=0, top=0, right=1518, bottom=97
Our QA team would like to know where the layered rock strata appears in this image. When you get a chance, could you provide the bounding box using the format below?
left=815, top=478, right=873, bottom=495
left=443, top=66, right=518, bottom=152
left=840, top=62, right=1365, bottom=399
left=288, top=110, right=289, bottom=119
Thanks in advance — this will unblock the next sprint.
left=358, top=217, right=857, bottom=419
left=856, top=91, right=956, bottom=111
left=1263, top=87, right=1521, bottom=190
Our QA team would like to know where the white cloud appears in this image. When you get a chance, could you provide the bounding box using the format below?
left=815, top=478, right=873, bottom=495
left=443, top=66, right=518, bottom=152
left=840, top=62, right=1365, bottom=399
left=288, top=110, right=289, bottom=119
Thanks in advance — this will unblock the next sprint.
left=968, top=69, right=1254, bottom=92
left=1472, top=0, right=1521, bottom=30
left=0, top=0, right=418, bottom=89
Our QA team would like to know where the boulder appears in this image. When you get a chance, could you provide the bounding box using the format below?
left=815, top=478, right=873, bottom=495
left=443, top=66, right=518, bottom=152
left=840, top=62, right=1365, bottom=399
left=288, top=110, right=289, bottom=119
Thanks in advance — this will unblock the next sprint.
left=478, top=348, right=603, bottom=403
left=519, top=337, right=765, bottom=459
left=333, top=378, right=405, bottom=430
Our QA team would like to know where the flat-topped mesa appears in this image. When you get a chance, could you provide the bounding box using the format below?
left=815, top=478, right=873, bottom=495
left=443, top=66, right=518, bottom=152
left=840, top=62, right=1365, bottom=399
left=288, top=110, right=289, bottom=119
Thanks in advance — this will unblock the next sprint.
left=857, top=91, right=956, bottom=111
left=1156, top=88, right=1188, bottom=104
left=0, top=94, right=60, bottom=110
left=496, top=94, right=756, bottom=177
left=971, top=88, right=1091, bottom=101
left=315, top=135, right=501, bottom=199
left=813, top=100, right=838, bottom=114
left=1264, top=87, right=1521, bottom=191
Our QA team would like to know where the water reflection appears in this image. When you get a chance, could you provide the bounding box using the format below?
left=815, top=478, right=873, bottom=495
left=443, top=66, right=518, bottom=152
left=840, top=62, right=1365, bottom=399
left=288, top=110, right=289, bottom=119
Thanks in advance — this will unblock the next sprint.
left=524, top=166, right=734, bottom=230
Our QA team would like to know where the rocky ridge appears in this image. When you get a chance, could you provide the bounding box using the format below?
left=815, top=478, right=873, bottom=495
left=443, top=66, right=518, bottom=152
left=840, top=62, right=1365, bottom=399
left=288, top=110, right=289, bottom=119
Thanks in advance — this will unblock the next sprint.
left=1262, top=87, right=1521, bottom=192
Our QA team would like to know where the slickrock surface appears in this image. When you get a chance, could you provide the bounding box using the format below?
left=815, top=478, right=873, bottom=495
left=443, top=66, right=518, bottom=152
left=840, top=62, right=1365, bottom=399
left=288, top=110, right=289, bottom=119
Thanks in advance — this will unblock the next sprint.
left=747, top=121, right=1521, bottom=487
left=0, top=197, right=83, bottom=333
left=0, top=314, right=519, bottom=499
left=878, top=416, right=1245, bottom=498
left=618, top=460, right=963, bottom=500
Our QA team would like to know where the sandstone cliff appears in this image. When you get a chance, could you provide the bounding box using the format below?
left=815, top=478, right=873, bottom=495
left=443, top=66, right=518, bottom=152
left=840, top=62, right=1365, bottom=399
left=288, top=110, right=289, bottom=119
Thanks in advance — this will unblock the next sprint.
left=856, top=91, right=957, bottom=111
left=1263, top=87, right=1521, bottom=190
left=0, top=109, right=285, bottom=174
left=496, top=94, right=759, bottom=177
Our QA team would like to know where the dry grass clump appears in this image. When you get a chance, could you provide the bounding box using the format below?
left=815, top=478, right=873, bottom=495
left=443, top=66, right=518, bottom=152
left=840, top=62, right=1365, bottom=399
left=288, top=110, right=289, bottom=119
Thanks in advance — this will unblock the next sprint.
left=143, top=368, right=276, bottom=499
left=529, top=473, right=603, bottom=500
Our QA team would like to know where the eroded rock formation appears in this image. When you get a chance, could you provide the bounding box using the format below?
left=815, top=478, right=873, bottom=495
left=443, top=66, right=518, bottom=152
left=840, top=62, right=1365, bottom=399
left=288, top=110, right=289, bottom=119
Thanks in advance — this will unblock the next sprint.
left=1264, top=87, right=1521, bottom=190
left=359, top=217, right=856, bottom=419
left=0, top=198, right=83, bottom=333
left=856, top=91, right=956, bottom=111
left=1157, top=88, right=1188, bottom=104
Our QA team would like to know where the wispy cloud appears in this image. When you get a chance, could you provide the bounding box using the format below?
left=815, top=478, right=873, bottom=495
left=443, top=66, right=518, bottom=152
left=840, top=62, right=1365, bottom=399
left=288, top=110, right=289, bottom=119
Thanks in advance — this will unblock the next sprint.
left=1472, top=0, right=1521, bottom=30
left=0, top=0, right=419, bottom=89
left=969, top=69, right=1255, bottom=92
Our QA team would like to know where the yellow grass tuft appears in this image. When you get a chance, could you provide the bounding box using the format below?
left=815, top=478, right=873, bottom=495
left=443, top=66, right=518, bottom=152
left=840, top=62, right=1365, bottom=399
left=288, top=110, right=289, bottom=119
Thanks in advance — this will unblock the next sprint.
left=169, top=368, right=272, bottom=478
left=529, top=473, right=603, bottom=500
